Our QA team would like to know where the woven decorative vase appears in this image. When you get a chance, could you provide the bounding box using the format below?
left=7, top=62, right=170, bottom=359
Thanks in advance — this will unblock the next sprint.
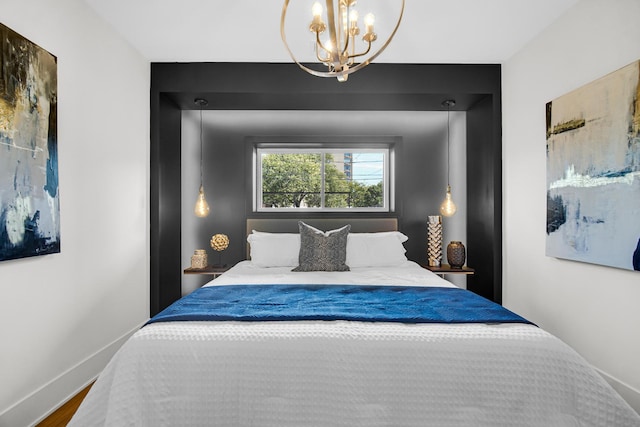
left=447, top=241, right=466, bottom=269
left=190, top=249, right=208, bottom=269
left=427, top=215, right=443, bottom=267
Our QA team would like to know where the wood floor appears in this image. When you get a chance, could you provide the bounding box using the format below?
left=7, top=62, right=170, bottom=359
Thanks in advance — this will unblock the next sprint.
left=35, top=383, right=92, bottom=427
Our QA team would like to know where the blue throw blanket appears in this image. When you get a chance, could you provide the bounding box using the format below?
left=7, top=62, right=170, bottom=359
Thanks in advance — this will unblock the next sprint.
left=147, top=285, right=533, bottom=326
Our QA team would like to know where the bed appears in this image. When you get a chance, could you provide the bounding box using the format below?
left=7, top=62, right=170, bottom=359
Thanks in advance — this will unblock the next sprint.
left=69, top=219, right=640, bottom=426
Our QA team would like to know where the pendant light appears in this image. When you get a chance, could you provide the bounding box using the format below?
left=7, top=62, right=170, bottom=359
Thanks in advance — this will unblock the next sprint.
left=439, top=99, right=457, bottom=217
left=194, top=98, right=210, bottom=218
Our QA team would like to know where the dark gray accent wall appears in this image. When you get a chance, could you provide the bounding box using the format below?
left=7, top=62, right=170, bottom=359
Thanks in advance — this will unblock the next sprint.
left=150, top=93, right=182, bottom=312
left=151, top=62, right=502, bottom=316
left=180, top=111, right=459, bottom=293
left=467, top=96, right=503, bottom=303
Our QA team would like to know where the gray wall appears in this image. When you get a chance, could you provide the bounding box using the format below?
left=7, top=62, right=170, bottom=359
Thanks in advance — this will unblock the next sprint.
left=181, top=110, right=467, bottom=293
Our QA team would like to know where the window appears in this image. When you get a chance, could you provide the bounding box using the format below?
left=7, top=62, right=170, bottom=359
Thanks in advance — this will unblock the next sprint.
left=256, top=147, right=391, bottom=212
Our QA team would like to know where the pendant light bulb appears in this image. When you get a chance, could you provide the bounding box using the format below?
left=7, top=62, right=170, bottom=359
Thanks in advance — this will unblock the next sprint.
left=439, top=99, right=457, bottom=218
left=440, top=185, right=457, bottom=217
left=194, top=98, right=210, bottom=218
left=194, top=185, right=210, bottom=218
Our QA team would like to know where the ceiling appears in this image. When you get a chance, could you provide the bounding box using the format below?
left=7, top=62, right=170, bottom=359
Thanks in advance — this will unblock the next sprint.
left=83, top=0, right=579, bottom=64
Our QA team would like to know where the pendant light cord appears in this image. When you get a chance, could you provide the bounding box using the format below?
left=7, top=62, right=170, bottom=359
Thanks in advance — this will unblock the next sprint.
left=194, top=97, right=208, bottom=189
left=442, top=99, right=455, bottom=188
left=446, top=106, right=450, bottom=187
left=199, top=107, right=203, bottom=188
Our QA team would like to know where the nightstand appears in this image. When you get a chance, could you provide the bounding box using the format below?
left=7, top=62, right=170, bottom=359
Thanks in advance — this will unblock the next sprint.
left=422, top=264, right=475, bottom=278
left=183, top=265, right=231, bottom=279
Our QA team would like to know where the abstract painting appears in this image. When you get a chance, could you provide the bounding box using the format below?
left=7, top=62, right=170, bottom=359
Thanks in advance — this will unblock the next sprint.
left=0, top=23, right=59, bottom=261
left=546, top=60, right=640, bottom=271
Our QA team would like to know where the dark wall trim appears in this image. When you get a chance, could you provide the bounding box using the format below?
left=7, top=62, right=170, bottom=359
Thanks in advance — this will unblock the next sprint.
left=150, top=62, right=502, bottom=316
left=466, top=95, right=503, bottom=303
left=150, top=93, right=182, bottom=313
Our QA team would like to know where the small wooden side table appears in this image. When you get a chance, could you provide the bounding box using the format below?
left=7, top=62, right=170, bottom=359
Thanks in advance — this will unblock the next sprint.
left=183, top=265, right=230, bottom=279
left=422, top=264, right=475, bottom=278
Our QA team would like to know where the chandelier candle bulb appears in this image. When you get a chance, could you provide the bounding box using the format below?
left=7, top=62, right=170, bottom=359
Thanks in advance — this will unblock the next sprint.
left=311, top=2, right=325, bottom=30
left=364, top=13, right=375, bottom=33
left=312, top=2, right=323, bottom=18
left=349, top=10, right=358, bottom=25
left=349, top=10, right=359, bottom=37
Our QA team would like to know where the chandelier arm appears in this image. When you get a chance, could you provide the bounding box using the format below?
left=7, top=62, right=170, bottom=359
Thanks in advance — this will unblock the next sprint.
left=340, top=34, right=350, bottom=59
left=348, top=35, right=355, bottom=65
left=282, top=2, right=335, bottom=78
left=314, top=32, right=331, bottom=63
left=338, top=7, right=347, bottom=55
left=347, top=40, right=372, bottom=60
left=339, top=16, right=350, bottom=58
left=315, top=50, right=328, bottom=64
left=324, top=0, right=341, bottom=66
left=281, top=0, right=405, bottom=80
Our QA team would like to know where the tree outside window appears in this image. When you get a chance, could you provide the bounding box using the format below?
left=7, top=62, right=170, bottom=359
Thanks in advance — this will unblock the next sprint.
left=258, top=149, right=388, bottom=211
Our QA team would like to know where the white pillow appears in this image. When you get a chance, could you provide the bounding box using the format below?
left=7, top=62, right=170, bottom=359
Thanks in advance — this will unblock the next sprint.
left=247, top=229, right=409, bottom=268
left=346, top=231, right=409, bottom=267
left=247, top=231, right=300, bottom=267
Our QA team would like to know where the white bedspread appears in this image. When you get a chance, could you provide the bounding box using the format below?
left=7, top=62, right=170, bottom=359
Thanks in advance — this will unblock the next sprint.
left=210, top=260, right=457, bottom=287
left=70, top=262, right=640, bottom=426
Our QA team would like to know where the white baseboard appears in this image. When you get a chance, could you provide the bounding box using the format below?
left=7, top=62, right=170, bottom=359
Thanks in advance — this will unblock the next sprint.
left=0, top=323, right=142, bottom=427
left=597, top=368, right=640, bottom=415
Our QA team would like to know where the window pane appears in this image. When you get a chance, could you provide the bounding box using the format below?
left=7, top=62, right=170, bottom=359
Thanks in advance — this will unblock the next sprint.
left=325, top=151, right=385, bottom=208
left=324, top=152, right=350, bottom=208
left=261, top=153, right=322, bottom=208
left=258, top=148, right=389, bottom=211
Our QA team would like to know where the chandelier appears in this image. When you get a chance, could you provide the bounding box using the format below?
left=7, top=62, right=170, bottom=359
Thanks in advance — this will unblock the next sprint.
left=281, top=0, right=405, bottom=82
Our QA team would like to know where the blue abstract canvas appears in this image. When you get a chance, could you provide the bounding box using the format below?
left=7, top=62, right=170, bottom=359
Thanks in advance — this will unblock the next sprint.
left=0, top=23, right=59, bottom=261
left=546, top=60, right=640, bottom=271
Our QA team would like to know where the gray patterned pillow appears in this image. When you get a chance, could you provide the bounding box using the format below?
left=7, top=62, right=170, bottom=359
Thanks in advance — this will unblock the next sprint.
left=292, top=221, right=351, bottom=272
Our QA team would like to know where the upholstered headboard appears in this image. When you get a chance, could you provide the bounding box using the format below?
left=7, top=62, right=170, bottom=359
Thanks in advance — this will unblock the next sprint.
left=245, top=218, right=398, bottom=259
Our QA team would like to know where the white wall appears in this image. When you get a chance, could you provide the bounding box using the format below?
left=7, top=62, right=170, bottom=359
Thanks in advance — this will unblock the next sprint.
left=0, top=1, right=149, bottom=425
left=503, top=0, right=640, bottom=412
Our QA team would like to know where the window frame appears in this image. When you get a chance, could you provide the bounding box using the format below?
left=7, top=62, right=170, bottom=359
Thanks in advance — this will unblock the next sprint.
left=255, top=145, right=392, bottom=212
